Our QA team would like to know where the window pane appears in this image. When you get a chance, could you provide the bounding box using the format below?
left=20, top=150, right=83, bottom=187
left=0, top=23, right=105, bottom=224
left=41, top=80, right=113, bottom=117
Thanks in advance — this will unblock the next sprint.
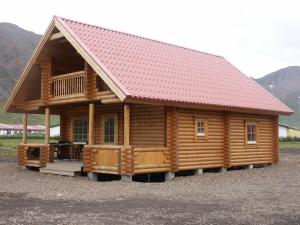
left=104, top=117, right=115, bottom=143
left=73, top=119, right=88, bottom=142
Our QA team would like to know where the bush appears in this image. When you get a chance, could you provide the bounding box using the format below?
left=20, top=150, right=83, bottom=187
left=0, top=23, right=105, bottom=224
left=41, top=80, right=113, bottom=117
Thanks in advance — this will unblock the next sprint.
left=279, top=136, right=300, bottom=142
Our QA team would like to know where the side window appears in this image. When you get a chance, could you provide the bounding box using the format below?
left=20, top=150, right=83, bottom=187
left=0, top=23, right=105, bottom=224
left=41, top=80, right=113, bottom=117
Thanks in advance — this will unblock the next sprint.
left=246, top=122, right=257, bottom=144
left=195, top=118, right=208, bottom=139
left=102, top=114, right=118, bottom=144
left=73, top=118, right=88, bottom=142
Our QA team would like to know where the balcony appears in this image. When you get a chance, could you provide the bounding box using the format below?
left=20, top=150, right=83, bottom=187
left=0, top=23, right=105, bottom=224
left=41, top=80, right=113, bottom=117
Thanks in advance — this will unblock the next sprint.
left=51, top=71, right=85, bottom=98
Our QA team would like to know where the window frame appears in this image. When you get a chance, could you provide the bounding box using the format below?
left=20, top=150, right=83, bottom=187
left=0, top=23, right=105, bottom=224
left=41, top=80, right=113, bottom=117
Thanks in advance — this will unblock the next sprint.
left=72, top=117, right=89, bottom=143
left=101, top=114, right=118, bottom=145
left=194, top=118, right=208, bottom=141
left=245, top=121, right=258, bottom=146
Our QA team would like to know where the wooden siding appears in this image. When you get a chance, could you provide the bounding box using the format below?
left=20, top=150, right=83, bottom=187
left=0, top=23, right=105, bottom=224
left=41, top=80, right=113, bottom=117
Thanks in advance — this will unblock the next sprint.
left=18, top=144, right=50, bottom=168
left=228, top=114, right=277, bottom=166
left=177, top=109, right=225, bottom=170
left=130, top=104, right=165, bottom=147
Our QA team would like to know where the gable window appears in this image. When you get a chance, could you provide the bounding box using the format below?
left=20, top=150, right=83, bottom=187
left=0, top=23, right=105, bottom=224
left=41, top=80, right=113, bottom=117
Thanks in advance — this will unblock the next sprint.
left=195, top=119, right=207, bottom=137
left=73, top=118, right=88, bottom=142
left=102, top=114, right=118, bottom=144
left=246, top=122, right=257, bottom=144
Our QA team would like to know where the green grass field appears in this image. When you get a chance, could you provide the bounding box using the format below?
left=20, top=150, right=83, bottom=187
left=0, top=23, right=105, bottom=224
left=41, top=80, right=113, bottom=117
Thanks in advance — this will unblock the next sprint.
left=279, top=142, right=300, bottom=149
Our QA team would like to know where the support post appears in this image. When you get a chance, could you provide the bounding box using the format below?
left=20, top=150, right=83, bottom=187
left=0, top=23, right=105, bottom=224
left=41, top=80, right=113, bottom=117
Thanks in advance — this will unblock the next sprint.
left=45, top=107, right=50, bottom=144
left=124, top=104, right=130, bottom=146
left=22, top=113, right=28, bottom=144
left=88, top=103, right=95, bottom=145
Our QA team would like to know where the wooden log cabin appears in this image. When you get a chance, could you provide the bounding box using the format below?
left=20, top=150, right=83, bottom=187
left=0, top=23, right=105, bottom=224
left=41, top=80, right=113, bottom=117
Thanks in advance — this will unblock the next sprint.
left=3, top=16, right=293, bottom=181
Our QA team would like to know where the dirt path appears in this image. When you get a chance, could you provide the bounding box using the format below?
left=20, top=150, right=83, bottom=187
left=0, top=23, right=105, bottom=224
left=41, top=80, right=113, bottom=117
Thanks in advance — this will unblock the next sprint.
left=0, top=150, right=299, bottom=225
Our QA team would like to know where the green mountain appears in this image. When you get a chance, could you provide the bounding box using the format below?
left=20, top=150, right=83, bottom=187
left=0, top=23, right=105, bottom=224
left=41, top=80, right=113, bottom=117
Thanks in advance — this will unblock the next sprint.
left=256, top=66, right=300, bottom=128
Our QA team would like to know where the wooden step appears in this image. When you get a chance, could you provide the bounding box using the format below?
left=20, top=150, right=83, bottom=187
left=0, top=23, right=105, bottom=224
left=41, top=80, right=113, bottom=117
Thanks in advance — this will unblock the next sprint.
left=39, top=161, right=83, bottom=176
left=40, top=168, right=79, bottom=176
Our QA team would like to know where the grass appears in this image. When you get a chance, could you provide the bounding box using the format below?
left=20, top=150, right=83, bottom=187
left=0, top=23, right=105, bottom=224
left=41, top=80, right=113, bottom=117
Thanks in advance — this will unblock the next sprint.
left=279, top=142, right=300, bottom=150
left=0, top=138, right=57, bottom=158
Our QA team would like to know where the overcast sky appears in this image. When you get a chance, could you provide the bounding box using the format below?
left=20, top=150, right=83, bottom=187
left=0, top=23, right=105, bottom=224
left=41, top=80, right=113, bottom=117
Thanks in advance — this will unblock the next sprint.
left=1, top=0, right=299, bottom=78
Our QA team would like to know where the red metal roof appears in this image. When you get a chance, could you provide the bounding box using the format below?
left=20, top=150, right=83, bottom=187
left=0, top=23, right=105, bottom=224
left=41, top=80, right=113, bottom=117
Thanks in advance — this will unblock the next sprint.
left=56, top=16, right=292, bottom=115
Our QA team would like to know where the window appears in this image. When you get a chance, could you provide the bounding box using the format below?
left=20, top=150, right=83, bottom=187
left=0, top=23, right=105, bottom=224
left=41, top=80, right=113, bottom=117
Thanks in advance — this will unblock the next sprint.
left=73, top=118, right=88, bottom=142
left=195, top=119, right=207, bottom=137
left=246, top=122, right=257, bottom=144
left=102, top=115, right=118, bottom=144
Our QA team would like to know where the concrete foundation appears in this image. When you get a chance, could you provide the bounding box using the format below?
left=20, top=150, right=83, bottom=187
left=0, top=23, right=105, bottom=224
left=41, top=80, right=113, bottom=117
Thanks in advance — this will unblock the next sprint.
left=219, top=167, right=227, bottom=173
left=88, top=172, right=98, bottom=181
left=246, top=164, right=254, bottom=170
left=194, top=169, right=203, bottom=175
left=165, top=172, right=175, bottom=181
left=121, top=175, right=132, bottom=182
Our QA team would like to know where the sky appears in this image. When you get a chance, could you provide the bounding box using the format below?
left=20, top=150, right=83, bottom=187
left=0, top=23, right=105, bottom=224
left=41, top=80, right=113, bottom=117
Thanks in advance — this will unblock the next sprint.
left=1, top=0, right=300, bottom=78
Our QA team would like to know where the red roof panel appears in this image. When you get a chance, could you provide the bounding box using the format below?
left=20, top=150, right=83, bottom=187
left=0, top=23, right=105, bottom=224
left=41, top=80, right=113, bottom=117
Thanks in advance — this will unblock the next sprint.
left=56, top=17, right=292, bottom=115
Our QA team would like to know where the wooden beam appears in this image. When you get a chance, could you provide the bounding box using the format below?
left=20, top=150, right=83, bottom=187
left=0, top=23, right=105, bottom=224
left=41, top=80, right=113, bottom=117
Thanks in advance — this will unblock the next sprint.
left=88, top=103, right=95, bottom=145
left=45, top=107, right=50, bottom=144
left=22, top=113, right=28, bottom=144
left=124, top=104, right=130, bottom=146
left=49, top=32, right=64, bottom=41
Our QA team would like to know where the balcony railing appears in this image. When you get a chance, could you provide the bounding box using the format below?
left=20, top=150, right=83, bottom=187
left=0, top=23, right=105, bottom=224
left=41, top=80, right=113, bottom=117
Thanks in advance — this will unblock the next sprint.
left=51, top=71, right=85, bottom=98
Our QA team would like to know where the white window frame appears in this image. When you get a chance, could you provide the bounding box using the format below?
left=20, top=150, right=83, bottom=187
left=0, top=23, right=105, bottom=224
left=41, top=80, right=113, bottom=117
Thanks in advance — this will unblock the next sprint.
left=246, top=122, right=257, bottom=145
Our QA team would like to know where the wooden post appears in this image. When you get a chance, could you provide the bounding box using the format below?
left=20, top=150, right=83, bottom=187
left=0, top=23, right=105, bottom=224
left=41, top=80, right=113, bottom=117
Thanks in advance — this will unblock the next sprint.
left=124, top=104, right=130, bottom=146
left=88, top=103, right=95, bottom=145
left=45, top=107, right=50, bottom=144
left=22, top=113, right=28, bottom=144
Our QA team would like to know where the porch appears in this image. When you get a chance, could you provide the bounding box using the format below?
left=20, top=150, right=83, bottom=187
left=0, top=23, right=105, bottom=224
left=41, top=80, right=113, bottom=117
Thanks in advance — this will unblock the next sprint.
left=18, top=103, right=172, bottom=177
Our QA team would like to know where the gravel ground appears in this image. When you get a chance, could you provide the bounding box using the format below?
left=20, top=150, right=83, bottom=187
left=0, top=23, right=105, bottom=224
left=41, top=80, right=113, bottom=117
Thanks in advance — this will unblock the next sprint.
left=0, top=149, right=299, bottom=225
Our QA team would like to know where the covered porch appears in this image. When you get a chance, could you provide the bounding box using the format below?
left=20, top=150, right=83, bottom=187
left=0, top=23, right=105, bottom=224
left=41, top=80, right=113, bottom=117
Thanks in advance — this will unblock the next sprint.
left=18, top=103, right=172, bottom=177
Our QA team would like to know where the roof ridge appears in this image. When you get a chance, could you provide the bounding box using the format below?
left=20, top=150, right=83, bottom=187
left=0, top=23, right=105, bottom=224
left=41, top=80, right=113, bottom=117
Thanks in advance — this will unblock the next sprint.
left=55, top=16, right=223, bottom=59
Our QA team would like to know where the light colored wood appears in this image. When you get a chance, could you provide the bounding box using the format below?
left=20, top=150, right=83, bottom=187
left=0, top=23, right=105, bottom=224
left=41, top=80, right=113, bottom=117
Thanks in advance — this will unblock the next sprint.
left=22, top=113, right=28, bottom=144
left=45, top=107, right=50, bottom=144
left=124, top=104, right=130, bottom=146
left=88, top=103, right=95, bottom=145
left=49, top=32, right=64, bottom=41
left=54, top=18, right=126, bottom=101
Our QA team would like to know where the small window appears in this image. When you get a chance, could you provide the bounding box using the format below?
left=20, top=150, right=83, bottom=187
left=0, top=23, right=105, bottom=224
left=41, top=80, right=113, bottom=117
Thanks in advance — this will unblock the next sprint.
left=195, top=119, right=207, bottom=137
left=102, top=115, right=118, bottom=144
left=73, top=118, right=88, bottom=142
left=246, top=122, right=257, bottom=144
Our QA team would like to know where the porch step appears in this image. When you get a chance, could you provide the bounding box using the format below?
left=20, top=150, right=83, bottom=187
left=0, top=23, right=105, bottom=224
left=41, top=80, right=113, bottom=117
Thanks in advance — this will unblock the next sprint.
left=40, top=161, right=83, bottom=177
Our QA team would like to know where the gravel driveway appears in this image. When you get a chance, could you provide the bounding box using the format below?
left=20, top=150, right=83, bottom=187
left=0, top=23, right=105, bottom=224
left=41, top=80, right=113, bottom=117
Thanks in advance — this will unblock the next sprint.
left=0, top=149, right=299, bottom=225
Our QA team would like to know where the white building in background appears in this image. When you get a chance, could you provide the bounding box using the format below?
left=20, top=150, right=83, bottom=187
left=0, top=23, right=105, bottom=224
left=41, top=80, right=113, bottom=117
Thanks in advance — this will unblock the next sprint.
left=0, top=123, right=45, bottom=135
left=50, top=125, right=60, bottom=137
left=279, top=123, right=288, bottom=138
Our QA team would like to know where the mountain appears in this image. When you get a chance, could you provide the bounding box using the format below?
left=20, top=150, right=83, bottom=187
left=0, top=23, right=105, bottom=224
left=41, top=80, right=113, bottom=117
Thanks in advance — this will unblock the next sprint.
left=0, top=23, right=51, bottom=125
left=0, top=22, right=41, bottom=100
left=256, top=66, right=300, bottom=128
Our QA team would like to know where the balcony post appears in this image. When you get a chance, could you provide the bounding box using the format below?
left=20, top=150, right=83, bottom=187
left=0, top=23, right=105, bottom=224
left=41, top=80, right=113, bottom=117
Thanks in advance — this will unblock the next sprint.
left=22, top=113, right=28, bottom=144
left=124, top=104, right=130, bottom=146
left=45, top=107, right=50, bottom=144
left=88, top=103, right=95, bottom=145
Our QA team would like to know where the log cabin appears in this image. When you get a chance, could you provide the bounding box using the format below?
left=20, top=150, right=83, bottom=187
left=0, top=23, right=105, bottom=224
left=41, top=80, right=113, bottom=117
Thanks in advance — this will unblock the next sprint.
left=3, top=16, right=293, bottom=181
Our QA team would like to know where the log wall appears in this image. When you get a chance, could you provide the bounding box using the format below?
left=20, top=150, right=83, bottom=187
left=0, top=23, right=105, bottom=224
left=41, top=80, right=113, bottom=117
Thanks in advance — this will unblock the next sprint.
left=177, top=109, right=225, bottom=170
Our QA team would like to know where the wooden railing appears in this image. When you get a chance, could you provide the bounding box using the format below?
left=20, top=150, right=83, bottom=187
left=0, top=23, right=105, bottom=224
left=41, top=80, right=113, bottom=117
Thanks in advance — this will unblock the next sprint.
left=133, top=147, right=170, bottom=174
left=51, top=71, right=85, bottom=98
left=83, top=145, right=133, bottom=175
left=83, top=145, right=170, bottom=175
left=18, top=144, right=50, bottom=167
